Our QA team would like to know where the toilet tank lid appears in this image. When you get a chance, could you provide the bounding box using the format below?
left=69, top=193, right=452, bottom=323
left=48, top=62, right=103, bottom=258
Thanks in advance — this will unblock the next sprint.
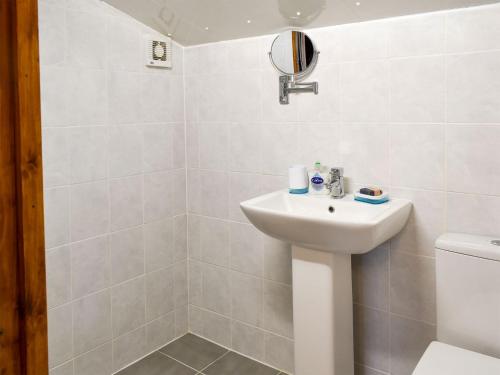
left=436, top=233, right=500, bottom=261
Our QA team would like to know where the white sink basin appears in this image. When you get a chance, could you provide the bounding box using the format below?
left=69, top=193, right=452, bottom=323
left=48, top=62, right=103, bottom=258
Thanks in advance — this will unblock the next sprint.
left=240, top=189, right=412, bottom=375
left=240, top=190, right=412, bottom=254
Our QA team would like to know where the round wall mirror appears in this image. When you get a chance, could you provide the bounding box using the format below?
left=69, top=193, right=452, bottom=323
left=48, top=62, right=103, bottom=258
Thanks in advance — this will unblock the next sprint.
left=269, top=30, right=318, bottom=77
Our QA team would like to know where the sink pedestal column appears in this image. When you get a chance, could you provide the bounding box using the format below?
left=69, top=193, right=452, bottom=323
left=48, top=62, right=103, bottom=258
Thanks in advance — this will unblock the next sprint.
left=292, top=246, right=354, bottom=375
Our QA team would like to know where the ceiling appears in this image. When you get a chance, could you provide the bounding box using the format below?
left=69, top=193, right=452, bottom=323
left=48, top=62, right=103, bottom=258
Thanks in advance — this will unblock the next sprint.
left=104, top=0, right=500, bottom=46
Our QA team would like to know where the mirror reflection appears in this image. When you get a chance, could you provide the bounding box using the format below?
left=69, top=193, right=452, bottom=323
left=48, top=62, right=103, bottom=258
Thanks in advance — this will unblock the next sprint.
left=270, top=30, right=318, bottom=76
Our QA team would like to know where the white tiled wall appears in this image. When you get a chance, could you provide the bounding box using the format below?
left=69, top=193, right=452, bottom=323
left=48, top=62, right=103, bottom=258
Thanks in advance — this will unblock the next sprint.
left=39, top=0, right=188, bottom=374
left=184, top=3, right=500, bottom=375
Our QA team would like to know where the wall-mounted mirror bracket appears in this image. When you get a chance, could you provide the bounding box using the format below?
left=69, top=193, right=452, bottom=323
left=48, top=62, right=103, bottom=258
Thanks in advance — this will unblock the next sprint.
left=279, top=75, right=318, bottom=105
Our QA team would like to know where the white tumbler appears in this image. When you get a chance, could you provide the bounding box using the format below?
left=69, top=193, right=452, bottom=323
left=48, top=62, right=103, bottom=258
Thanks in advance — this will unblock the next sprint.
left=288, top=165, right=309, bottom=194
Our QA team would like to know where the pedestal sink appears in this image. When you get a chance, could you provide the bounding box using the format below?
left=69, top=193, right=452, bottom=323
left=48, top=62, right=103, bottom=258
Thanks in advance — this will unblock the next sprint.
left=240, top=190, right=412, bottom=375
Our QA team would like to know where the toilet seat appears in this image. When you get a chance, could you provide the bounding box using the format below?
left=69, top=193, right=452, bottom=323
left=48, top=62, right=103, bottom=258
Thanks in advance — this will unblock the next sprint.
left=413, top=341, right=500, bottom=375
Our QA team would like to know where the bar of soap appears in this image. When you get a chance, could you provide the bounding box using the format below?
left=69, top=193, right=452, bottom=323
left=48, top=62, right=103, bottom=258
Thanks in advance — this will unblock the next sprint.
left=360, top=187, right=383, bottom=196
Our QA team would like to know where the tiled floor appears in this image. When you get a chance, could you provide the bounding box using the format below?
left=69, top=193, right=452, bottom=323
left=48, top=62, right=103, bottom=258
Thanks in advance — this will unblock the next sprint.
left=116, top=333, right=286, bottom=375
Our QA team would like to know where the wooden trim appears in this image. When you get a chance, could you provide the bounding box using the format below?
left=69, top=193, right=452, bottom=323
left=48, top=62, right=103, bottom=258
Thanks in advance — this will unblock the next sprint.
left=0, top=0, right=48, bottom=374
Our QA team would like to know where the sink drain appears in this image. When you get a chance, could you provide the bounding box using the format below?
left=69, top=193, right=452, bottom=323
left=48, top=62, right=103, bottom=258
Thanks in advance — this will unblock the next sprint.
left=328, top=206, right=335, bottom=213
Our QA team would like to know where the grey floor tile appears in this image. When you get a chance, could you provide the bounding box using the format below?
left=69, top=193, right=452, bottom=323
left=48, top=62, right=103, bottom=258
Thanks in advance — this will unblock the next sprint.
left=203, top=351, right=279, bottom=375
left=116, top=352, right=196, bottom=375
left=159, top=333, right=227, bottom=370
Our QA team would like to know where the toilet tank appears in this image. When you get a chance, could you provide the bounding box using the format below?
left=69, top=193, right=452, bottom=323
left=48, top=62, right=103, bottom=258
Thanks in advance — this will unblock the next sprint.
left=436, top=233, right=500, bottom=359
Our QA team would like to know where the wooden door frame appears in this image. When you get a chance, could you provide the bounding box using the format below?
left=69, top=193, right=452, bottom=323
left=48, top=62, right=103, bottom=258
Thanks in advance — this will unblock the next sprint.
left=0, top=1, right=48, bottom=374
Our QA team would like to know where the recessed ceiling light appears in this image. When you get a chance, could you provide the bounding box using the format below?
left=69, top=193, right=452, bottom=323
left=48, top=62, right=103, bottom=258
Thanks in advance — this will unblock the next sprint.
left=167, top=33, right=172, bottom=36
left=247, top=19, right=251, bottom=24
left=355, top=1, right=361, bottom=5
left=296, top=11, right=301, bottom=16
left=205, top=26, right=209, bottom=30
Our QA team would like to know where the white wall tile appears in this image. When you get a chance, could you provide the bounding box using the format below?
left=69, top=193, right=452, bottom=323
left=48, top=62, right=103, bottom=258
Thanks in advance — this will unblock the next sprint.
left=67, top=69, right=107, bottom=126
left=338, top=21, right=388, bottom=61
left=66, top=10, right=106, bottom=68
left=40, top=66, right=70, bottom=126
left=446, top=5, right=500, bottom=53
left=388, top=13, right=445, bottom=57
left=352, top=244, right=389, bottom=311
left=70, top=181, right=109, bottom=241
left=146, top=312, right=175, bottom=352
left=73, top=290, right=112, bottom=355
left=107, top=71, right=141, bottom=124
left=261, top=124, right=299, bottom=175
left=111, top=277, right=145, bottom=337
left=262, top=281, right=293, bottom=338
left=46, top=246, right=72, bottom=308
left=143, top=171, right=173, bottom=222
left=390, top=316, right=435, bottom=375
left=198, top=217, right=230, bottom=267
left=390, top=56, right=445, bottom=123
left=230, top=223, right=263, bottom=277
left=447, top=125, right=500, bottom=196
left=447, top=51, right=500, bottom=123
left=110, top=227, right=144, bottom=284
left=69, top=127, right=107, bottom=183
left=48, top=304, right=73, bottom=367
left=173, top=123, right=186, bottom=169
left=43, top=127, right=70, bottom=187
left=50, top=362, right=74, bottom=375
left=298, top=124, right=338, bottom=169
left=199, top=123, right=229, bottom=171
left=227, top=73, right=262, bottom=122
left=390, top=124, right=445, bottom=190
left=229, top=172, right=262, bottom=223
left=231, top=272, right=263, bottom=327
left=231, top=321, right=265, bottom=361
left=340, top=61, right=389, bottom=122
left=447, top=193, right=500, bottom=236
left=173, top=261, right=188, bottom=308
left=109, top=176, right=143, bottom=231
left=45, top=187, right=70, bottom=248
left=143, top=125, right=173, bottom=172
left=199, top=170, right=229, bottom=219
left=229, top=123, right=262, bottom=173
left=263, top=237, right=292, bottom=285
left=112, top=326, right=147, bottom=372
left=144, top=219, right=174, bottom=272
left=391, top=188, right=446, bottom=257
left=38, top=2, right=66, bottom=66
left=339, top=124, right=390, bottom=187
left=140, top=74, right=172, bottom=122
left=202, top=264, right=231, bottom=316
left=354, top=305, right=389, bottom=371
left=108, top=126, right=143, bottom=178
left=390, top=253, right=436, bottom=323
left=107, top=17, right=142, bottom=72
left=146, top=267, right=175, bottom=321
left=173, top=215, right=188, bottom=262
left=74, top=342, right=112, bottom=375
left=264, top=333, right=294, bottom=374
left=71, top=236, right=110, bottom=299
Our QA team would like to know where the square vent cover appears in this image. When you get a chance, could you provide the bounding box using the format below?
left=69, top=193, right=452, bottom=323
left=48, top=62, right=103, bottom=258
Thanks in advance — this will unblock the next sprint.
left=144, top=36, right=172, bottom=68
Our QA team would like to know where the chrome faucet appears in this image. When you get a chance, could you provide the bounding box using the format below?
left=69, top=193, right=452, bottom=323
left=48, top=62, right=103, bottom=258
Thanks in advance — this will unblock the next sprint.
left=326, top=167, right=345, bottom=199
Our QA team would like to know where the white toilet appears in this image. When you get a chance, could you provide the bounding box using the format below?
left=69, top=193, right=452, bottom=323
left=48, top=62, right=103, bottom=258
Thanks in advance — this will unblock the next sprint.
left=413, top=233, right=500, bottom=374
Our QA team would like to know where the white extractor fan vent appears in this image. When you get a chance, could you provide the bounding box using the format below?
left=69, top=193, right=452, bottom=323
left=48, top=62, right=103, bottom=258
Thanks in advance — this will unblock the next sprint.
left=144, top=36, right=172, bottom=68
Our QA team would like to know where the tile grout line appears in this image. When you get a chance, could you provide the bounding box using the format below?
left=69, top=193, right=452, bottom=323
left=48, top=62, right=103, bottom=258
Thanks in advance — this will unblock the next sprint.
left=198, top=350, right=230, bottom=373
